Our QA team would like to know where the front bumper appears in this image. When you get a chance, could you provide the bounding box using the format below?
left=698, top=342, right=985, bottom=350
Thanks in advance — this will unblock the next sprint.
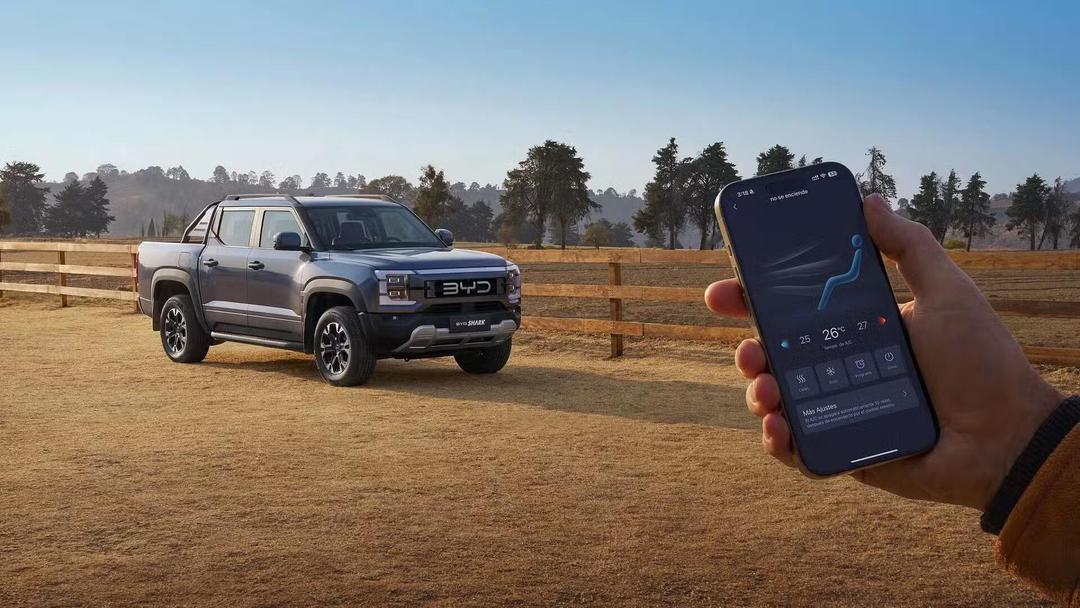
left=364, top=307, right=521, bottom=357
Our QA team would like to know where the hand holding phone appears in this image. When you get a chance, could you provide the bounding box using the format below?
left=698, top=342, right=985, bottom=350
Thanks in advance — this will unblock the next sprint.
left=708, top=191, right=1063, bottom=509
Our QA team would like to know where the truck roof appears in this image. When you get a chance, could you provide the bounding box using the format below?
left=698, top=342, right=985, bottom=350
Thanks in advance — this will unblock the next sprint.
left=217, top=194, right=403, bottom=208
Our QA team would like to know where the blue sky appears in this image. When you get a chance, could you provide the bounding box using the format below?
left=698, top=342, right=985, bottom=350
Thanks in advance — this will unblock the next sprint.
left=2, top=0, right=1077, bottom=197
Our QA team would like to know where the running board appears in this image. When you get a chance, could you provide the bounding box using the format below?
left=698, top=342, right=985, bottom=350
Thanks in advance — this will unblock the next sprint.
left=210, top=331, right=305, bottom=351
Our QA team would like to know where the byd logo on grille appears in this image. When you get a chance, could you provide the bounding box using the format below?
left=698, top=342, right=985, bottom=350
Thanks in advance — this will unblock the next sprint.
left=432, top=279, right=496, bottom=297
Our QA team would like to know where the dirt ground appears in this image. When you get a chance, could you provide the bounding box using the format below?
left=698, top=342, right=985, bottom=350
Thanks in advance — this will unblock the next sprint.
left=3, top=300, right=1077, bottom=607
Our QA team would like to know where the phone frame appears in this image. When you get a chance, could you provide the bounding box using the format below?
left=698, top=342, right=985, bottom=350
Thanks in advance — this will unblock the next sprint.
left=713, top=161, right=939, bottom=477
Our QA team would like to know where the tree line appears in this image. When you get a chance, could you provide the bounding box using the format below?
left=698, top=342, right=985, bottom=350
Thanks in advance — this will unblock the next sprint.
left=2, top=147, right=1078, bottom=250
left=0, top=162, right=114, bottom=237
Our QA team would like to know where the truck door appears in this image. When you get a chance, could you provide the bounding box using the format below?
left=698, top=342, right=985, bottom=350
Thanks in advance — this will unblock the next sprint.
left=245, top=208, right=308, bottom=341
left=198, top=206, right=256, bottom=331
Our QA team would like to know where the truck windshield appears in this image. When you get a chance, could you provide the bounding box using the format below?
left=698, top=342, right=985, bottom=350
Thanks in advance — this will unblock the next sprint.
left=305, top=205, right=445, bottom=250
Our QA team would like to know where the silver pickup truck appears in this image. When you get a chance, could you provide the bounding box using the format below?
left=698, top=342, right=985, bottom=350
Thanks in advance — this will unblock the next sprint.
left=137, top=194, right=521, bottom=386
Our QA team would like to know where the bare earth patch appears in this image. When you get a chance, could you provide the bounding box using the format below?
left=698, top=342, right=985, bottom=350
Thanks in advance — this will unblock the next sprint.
left=1, top=301, right=1069, bottom=606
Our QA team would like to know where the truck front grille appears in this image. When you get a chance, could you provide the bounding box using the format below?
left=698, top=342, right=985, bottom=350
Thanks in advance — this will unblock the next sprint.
left=424, top=301, right=505, bottom=315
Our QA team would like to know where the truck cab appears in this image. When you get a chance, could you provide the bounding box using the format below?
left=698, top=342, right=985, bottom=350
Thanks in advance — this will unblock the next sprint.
left=137, top=194, right=521, bottom=385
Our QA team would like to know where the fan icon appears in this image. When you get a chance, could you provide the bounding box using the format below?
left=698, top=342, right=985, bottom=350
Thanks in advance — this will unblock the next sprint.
left=825, top=366, right=837, bottom=377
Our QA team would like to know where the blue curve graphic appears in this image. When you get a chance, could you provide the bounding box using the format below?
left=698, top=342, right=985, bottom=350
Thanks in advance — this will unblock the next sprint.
left=817, top=234, right=863, bottom=311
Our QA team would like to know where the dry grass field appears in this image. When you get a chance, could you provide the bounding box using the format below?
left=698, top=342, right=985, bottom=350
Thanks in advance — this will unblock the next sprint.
left=3, top=298, right=1078, bottom=607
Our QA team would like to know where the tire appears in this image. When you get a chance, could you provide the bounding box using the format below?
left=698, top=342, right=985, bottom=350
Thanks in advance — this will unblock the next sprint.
left=454, top=338, right=512, bottom=374
left=159, top=294, right=211, bottom=363
left=313, top=306, right=376, bottom=386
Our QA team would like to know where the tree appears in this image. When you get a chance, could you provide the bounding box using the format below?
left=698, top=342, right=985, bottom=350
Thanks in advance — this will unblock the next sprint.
left=210, top=166, right=231, bottom=184
left=1040, top=177, right=1069, bottom=250
left=0, top=162, right=50, bottom=234
left=333, top=172, right=348, bottom=188
left=544, top=143, right=596, bottom=249
left=633, top=138, right=689, bottom=249
left=165, top=165, right=190, bottom=181
left=1069, top=203, right=1080, bottom=248
left=441, top=199, right=495, bottom=242
left=96, top=164, right=120, bottom=178
left=63, top=172, right=79, bottom=183
left=582, top=221, right=611, bottom=248
left=501, top=140, right=594, bottom=249
left=258, top=170, right=276, bottom=188
left=755, top=145, right=794, bottom=176
left=45, top=179, right=85, bottom=236
left=908, top=172, right=950, bottom=242
left=1006, top=174, right=1050, bottom=250
left=797, top=155, right=808, bottom=167
left=310, top=172, right=331, bottom=189
left=84, top=176, right=114, bottom=236
left=938, top=170, right=961, bottom=243
left=278, top=175, right=302, bottom=191
left=146, top=216, right=157, bottom=238
left=362, top=175, right=413, bottom=202
left=161, top=210, right=185, bottom=237
left=685, top=142, right=740, bottom=249
left=855, top=147, right=898, bottom=202
left=0, top=191, right=9, bottom=231
left=954, top=172, right=994, bottom=251
left=413, top=165, right=452, bottom=225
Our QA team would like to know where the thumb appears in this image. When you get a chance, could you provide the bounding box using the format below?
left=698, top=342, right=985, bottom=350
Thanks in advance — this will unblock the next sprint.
left=863, top=194, right=959, bottom=297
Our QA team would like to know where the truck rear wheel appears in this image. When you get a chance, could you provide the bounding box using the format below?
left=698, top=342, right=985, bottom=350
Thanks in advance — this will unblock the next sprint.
left=454, top=339, right=512, bottom=374
left=314, top=306, right=376, bottom=386
left=160, top=294, right=211, bottom=363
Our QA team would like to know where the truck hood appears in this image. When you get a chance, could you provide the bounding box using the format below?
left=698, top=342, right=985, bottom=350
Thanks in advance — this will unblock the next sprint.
left=326, top=247, right=509, bottom=271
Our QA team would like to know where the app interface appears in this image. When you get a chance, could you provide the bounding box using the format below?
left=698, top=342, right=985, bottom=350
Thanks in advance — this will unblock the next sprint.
left=721, top=164, right=936, bottom=474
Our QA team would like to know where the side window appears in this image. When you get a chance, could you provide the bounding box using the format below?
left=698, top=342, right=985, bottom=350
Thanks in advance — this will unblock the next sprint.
left=217, top=209, right=255, bottom=246
left=259, top=210, right=304, bottom=247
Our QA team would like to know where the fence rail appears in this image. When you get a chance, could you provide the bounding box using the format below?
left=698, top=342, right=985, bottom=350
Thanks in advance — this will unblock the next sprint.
left=471, top=246, right=1080, bottom=366
left=0, top=240, right=139, bottom=308
left=2, top=241, right=1079, bottom=366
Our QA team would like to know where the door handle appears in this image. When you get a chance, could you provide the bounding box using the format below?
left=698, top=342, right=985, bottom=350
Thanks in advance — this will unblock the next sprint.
left=247, top=261, right=265, bottom=270
left=202, top=258, right=218, bottom=267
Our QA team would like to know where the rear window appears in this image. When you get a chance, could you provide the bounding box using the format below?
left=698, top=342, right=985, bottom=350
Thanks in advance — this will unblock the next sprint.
left=217, top=209, right=255, bottom=246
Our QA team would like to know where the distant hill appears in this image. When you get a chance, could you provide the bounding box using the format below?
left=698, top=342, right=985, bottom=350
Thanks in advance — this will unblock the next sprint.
left=1065, top=176, right=1080, bottom=193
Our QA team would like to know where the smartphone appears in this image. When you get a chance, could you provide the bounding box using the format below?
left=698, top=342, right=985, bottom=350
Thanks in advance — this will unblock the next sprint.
left=714, top=161, right=938, bottom=476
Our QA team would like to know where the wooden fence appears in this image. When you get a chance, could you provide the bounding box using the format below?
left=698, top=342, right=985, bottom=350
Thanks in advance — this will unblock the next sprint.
left=1, top=241, right=1079, bottom=366
left=0, top=241, right=140, bottom=310
left=469, top=247, right=1080, bottom=367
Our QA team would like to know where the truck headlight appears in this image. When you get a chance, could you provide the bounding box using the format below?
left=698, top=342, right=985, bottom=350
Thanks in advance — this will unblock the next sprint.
left=386, top=274, right=409, bottom=300
left=506, top=265, right=521, bottom=294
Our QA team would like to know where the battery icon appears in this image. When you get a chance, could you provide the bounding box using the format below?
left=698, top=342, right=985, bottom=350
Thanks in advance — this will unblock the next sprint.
left=827, top=170, right=838, bottom=178
left=811, top=175, right=820, bottom=181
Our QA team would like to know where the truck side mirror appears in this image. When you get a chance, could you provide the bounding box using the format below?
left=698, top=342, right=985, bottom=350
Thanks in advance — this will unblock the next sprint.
left=435, top=228, right=454, bottom=247
left=273, top=231, right=304, bottom=251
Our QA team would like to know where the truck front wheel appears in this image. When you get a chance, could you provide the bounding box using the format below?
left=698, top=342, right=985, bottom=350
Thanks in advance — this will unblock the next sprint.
left=313, top=306, right=376, bottom=386
left=454, top=339, right=512, bottom=374
left=159, top=294, right=211, bottom=363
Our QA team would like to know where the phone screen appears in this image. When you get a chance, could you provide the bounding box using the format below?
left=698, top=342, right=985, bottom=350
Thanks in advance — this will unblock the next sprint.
left=717, top=162, right=937, bottom=475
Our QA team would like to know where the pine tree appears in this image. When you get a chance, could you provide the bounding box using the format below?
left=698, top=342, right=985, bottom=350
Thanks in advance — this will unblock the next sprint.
left=414, top=165, right=452, bottom=226
left=1006, top=174, right=1050, bottom=250
left=755, top=145, right=794, bottom=176
left=954, top=172, right=994, bottom=251
left=684, top=142, right=740, bottom=249
left=855, top=147, right=898, bottom=202
left=0, top=162, right=50, bottom=234
left=937, top=170, right=961, bottom=243
left=147, top=217, right=157, bottom=238
left=45, top=179, right=85, bottom=236
left=1040, top=177, right=1069, bottom=250
left=84, top=176, right=114, bottom=236
left=908, top=172, right=949, bottom=242
left=632, top=138, right=689, bottom=249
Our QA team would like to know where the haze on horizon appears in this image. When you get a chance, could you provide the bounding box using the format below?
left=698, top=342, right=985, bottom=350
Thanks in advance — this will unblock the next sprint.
left=2, top=0, right=1078, bottom=198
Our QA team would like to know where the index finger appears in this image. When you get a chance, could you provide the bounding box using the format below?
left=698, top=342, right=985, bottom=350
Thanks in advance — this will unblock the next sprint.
left=704, top=279, right=749, bottom=318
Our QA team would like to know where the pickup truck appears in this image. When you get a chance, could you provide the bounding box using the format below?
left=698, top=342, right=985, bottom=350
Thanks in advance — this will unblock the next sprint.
left=137, top=194, right=521, bottom=386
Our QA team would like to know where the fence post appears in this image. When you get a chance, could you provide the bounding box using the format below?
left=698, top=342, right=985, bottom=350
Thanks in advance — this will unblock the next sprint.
left=0, top=248, right=4, bottom=297
left=130, top=251, right=139, bottom=312
left=57, top=250, right=68, bottom=307
left=608, top=261, right=623, bottom=357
